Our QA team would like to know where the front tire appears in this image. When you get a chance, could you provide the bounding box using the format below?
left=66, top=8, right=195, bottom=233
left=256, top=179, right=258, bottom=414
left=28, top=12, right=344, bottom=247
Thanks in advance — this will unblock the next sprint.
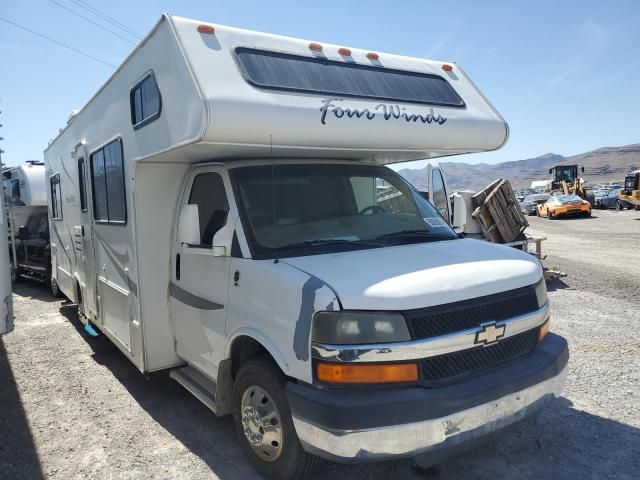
left=547, top=211, right=554, bottom=220
left=616, top=200, right=624, bottom=211
left=233, top=357, right=320, bottom=480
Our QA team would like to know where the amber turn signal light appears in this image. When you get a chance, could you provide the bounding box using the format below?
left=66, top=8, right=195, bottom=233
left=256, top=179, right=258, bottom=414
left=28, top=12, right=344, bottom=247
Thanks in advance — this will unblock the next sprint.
left=316, top=362, right=418, bottom=384
left=539, top=319, right=550, bottom=341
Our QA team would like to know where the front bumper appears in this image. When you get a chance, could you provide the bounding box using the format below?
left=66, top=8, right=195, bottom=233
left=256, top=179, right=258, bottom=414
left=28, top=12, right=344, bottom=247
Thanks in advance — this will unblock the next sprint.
left=287, top=333, right=568, bottom=463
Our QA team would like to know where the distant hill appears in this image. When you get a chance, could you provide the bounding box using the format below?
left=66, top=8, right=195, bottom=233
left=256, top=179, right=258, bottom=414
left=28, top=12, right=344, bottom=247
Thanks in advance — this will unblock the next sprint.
left=397, top=144, right=640, bottom=192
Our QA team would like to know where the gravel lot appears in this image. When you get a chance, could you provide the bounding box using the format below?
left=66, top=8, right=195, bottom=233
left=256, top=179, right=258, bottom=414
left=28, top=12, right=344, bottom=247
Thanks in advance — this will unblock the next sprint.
left=1, top=209, right=639, bottom=480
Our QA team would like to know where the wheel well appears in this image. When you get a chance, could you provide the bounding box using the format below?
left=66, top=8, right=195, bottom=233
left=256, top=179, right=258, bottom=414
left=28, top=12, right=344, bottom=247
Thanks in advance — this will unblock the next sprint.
left=230, top=336, right=273, bottom=379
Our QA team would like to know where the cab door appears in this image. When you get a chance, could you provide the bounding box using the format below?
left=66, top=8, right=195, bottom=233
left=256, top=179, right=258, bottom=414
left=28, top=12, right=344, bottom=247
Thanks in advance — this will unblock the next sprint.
left=74, top=146, right=98, bottom=319
left=169, top=167, right=234, bottom=375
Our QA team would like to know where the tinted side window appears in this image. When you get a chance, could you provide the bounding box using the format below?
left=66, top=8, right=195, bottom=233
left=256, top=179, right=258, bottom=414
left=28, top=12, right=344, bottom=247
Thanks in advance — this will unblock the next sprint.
left=130, top=73, right=161, bottom=129
left=188, top=173, right=229, bottom=246
left=431, top=169, right=449, bottom=221
left=50, top=174, right=63, bottom=220
left=78, top=157, right=87, bottom=211
left=90, top=139, right=126, bottom=224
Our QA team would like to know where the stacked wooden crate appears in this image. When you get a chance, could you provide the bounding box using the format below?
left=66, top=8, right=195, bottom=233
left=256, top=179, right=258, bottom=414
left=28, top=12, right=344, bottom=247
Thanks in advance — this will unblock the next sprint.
left=471, top=179, right=528, bottom=243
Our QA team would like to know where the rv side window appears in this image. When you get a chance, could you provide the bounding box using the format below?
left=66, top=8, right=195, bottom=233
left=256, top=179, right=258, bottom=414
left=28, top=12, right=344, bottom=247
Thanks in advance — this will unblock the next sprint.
left=78, top=157, right=87, bottom=212
left=235, top=48, right=465, bottom=107
left=130, top=73, right=161, bottom=129
left=50, top=174, right=63, bottom=220
left=188, top=173, right=229, bottom=246
left=90, top=139, right=126, bottom=224
left=431, top=169, right=449, bottom=221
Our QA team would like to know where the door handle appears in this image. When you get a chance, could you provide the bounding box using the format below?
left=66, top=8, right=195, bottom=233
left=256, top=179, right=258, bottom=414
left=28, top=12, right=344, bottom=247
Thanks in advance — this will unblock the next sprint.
left=176, top=253, right=181, bottom=281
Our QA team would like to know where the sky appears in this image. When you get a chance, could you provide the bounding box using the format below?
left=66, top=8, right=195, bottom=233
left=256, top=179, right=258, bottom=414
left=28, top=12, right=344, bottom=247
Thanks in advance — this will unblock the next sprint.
left=0, top=0, right=639, bottom=169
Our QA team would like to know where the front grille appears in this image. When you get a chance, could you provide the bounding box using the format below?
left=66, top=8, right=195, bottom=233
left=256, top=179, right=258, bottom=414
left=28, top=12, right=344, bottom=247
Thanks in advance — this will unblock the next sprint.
left=404, top=286, right=539, bottom=340
left=420, top=328, right=539, bottom=385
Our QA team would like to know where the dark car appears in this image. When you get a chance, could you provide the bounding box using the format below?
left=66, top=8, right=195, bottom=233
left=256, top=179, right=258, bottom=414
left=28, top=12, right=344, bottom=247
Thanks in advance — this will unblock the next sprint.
left=520, top=193, right=550, bottom=216
left=599, top=189, right=633, bottom=210
left=10, top=209, right=60, bottom=295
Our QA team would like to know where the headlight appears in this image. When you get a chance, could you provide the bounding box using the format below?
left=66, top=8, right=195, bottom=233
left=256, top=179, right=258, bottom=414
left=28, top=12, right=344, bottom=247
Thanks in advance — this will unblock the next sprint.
left=312, top=311, right=411, bottom=345
left=534, top=277, right=548, bottom=307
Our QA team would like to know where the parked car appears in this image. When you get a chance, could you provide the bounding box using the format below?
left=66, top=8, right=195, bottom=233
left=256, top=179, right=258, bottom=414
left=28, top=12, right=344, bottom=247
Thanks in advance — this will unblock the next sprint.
left=520, top=193, right=550, bottom=216
left=537, top=194, right=591, bottom=219
left=598, top=188, right=634, bottom=210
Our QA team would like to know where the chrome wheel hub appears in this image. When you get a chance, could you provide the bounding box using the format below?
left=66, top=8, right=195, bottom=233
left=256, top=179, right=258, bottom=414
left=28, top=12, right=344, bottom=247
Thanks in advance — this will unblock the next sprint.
left=241, top=385, right=283, bottom=462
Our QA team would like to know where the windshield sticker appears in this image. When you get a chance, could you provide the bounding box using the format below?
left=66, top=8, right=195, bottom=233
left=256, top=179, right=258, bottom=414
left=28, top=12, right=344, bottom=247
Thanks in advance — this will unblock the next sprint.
left=320, top=98, right=447, bottom=126
left=424, top=217, right=447, bottom=227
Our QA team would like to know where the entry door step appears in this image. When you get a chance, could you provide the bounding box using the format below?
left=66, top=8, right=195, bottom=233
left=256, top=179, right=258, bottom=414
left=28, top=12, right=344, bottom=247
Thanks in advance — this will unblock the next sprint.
left=170, top=366, right=218, bottom=414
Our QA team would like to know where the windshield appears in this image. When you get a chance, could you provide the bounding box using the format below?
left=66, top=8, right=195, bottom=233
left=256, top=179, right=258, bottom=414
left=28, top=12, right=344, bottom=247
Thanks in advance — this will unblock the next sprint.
left=231, top=163, right=458, bottom=258
left=555, top=195, right=582, bottom=203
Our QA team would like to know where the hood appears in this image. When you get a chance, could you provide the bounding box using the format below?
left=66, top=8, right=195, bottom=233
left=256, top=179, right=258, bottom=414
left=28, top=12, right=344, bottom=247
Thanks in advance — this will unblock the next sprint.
left=282, top=238, right=541, bottom=310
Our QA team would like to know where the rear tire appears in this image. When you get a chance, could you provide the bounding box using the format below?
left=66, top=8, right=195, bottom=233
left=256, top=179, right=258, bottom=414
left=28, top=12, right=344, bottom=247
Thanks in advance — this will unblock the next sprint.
left=50, top=277, right=62, bottom=298
left=232, top=357, right=321, bottom=480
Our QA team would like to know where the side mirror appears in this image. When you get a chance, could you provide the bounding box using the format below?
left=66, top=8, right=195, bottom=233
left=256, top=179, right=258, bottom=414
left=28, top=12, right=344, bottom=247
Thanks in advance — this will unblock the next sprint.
left=419, top=191, right=429, bottom=201
left=548, top=168, right=552, bottom=174
left=178, top=204, right=201, bottom=246
left=581, top=166, right=585, bottom=173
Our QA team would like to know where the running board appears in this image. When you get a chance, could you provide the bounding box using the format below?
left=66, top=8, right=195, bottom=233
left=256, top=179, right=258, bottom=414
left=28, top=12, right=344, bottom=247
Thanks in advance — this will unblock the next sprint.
left=170, top=366, right=218, bottom=414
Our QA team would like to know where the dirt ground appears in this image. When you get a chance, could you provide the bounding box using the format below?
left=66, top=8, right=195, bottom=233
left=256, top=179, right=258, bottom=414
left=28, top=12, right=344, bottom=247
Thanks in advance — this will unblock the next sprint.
left=1, top=209, right=639, bottom=480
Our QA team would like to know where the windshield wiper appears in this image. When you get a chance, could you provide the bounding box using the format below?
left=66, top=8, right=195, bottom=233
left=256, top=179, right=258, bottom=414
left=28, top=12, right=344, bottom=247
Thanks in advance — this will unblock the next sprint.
left=375, top=229, right=455, bottom=243
left=275, top=238, right=385, bottom=251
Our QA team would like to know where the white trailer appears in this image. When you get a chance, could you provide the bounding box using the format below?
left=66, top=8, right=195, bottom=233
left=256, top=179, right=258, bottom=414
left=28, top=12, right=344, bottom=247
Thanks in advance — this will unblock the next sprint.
left=3, top=161, right=48, bottom=282
left=44, top=14, right=567, bottom=479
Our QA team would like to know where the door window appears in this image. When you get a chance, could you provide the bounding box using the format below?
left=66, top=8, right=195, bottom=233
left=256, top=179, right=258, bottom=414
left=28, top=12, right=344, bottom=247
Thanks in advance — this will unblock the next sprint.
left=188, top=173, right=229, bottom=246
left=50, top=174, right=63, bottom=220
left=78, top=157, right=87, bottom=212
left=431, top=169, right=449, bottom=221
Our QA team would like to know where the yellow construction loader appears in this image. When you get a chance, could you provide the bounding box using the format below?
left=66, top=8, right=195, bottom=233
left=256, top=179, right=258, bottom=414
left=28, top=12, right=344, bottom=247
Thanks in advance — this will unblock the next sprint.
left=547, top=165, right=594, bottom=204
left=619, top=170, right=640, bottom=210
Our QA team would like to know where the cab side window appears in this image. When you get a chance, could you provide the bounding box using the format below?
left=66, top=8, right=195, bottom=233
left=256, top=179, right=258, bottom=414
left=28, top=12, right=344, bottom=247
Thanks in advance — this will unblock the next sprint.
left=431, top=169, right=449, bottom=221
left=188, top=173, right=229, bottom=246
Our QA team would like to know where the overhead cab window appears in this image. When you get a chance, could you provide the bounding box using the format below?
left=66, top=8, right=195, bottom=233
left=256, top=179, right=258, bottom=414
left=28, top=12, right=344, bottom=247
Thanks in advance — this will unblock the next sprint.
left=235, top=47, right=465, bottom=107
left=50, top=174, right=63, bottom=220
left=90, top=139, right=126, bottom=224
left=130, top=72, right=161, bottom=129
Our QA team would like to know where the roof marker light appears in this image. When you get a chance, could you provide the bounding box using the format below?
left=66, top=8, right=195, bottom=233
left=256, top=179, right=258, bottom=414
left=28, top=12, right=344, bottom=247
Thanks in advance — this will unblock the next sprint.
left=197, top=24, right=215, bottom=34
left=442, top=64, right=453, bottom=72
left=309, top=42, right=323, bottom=52
left=338, top=47, right=352, bottom=56
left=366, top=52, right=379, bottom=60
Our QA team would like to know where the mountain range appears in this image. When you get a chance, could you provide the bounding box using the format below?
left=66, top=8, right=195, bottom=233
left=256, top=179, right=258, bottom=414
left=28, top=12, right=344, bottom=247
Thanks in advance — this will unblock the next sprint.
left=397, top=143, right=640, bottom=192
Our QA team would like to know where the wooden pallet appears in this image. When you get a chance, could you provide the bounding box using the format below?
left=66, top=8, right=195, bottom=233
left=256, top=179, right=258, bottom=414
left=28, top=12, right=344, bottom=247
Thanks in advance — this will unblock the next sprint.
left=471, top=179, right=528, bottom=243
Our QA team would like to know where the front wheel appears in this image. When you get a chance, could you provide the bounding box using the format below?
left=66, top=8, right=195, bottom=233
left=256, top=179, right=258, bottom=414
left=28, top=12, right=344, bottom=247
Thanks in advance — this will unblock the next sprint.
left=547, top=211, right=554, bottom=220
left=233, top=357, right=320, bottom=480
left=616, top=200, right=624, bottom=211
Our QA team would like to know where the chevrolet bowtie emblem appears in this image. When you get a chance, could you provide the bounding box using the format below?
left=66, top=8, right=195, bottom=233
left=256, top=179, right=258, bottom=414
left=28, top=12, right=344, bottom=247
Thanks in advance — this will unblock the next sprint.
left=475, top=322, right=506, bottom=346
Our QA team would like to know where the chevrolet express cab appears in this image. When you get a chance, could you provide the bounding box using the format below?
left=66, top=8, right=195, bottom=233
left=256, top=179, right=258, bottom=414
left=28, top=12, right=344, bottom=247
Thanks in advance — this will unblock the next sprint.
left=44, top=15, right=568, bottom=479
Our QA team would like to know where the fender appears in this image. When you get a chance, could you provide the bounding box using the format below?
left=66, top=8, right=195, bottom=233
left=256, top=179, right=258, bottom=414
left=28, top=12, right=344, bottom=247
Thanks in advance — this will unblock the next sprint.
left=226, top=327, right=290, bottom=375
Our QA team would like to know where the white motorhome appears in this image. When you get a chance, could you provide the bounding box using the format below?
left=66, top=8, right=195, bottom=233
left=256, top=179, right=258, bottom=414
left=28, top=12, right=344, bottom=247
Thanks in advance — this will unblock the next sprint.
left=44, top=15, right=568, bottom=479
